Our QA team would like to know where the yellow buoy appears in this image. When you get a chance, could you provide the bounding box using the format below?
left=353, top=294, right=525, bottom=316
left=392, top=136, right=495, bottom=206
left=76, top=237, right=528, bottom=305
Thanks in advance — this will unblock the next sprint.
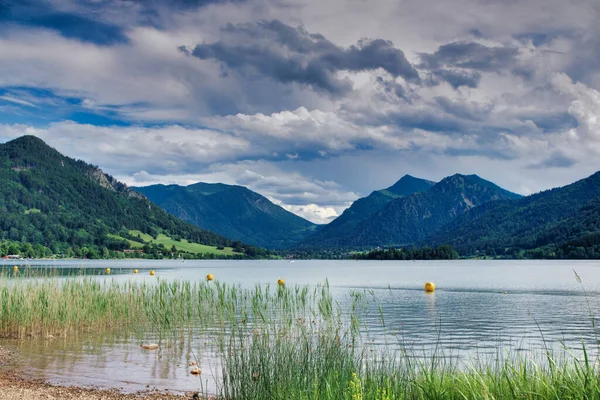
left=424, top=282, right=435, bottom=293
left=190, top=367, right=202, bottom=375
left=277, top=278, right=285, bottom=286
left=105, top=268, right=111, bottom=274
left=150, top=270, right=155, bottom=276
left=13, top=265, right=18, bottom=272
left=134, top=269, right=138, bottom=274
left=206, top=273, right=214, bottom=281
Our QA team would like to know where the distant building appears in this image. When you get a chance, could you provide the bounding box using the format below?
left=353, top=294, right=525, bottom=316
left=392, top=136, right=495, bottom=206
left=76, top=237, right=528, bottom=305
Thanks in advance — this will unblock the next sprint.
left=5, top=255, right=21, bottom=260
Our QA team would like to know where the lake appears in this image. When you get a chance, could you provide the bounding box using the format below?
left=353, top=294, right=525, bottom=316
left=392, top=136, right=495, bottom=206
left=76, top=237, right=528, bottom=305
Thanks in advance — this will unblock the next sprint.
left=1, top=259, right=600, bottom=394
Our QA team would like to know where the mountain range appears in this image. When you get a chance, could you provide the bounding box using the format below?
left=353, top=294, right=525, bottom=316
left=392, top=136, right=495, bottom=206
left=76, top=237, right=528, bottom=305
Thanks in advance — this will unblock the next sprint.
left=299, top=175, right=436, bottom=248
left=135, top=183, right=316, bottom=249
left=425, top=171, right=600, bottom=257
left=299, top=174, right=524, bottom=249
left=3, top=135, right=600, bottom=259
left=300, top=170, right=600, bottom=258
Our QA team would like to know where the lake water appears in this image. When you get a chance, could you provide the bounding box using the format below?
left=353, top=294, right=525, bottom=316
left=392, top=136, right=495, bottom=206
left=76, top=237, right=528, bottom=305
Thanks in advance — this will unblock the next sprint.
left=2, top=259, right=600, bottom=394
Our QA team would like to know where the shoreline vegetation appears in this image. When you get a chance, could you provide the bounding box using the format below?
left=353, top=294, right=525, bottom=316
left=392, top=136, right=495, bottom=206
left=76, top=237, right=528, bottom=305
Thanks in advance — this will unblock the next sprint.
left=1, top=270, right=600, bottom=399
left=4, top=240, right=600, bottom=261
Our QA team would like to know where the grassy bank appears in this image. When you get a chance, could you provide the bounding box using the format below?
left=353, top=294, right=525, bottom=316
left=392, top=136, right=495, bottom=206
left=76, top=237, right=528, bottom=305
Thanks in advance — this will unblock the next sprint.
left=1, top=271, right=599, bottom=399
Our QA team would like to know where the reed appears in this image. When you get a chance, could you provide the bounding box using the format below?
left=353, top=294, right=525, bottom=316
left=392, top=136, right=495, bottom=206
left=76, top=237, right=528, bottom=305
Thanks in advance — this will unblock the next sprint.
left=1, top=270, right=599, bottom=399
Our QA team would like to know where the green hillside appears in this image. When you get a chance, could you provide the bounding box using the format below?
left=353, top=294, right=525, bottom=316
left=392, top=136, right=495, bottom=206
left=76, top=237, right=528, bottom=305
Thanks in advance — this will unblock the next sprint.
left=0, top=136, right=257, bottom=258
left=113, top=230, right=241, bottom=255
left=426, top=172, right=600, bottom=257
left=134, top=182, right=316, bottom=249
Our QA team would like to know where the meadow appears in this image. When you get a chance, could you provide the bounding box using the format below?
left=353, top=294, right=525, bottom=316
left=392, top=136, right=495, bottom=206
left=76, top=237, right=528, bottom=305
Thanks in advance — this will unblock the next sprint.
left=108, top=230, right=242, bottom=255
left=1, top=268, right=600, bottom=399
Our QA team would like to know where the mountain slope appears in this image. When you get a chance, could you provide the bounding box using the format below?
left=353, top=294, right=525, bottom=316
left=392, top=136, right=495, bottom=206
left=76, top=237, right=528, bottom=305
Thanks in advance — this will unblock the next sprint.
left=299, top=175, right=436, bottom=248
left=348, top=174, right=522, bottom=247
left=426, top=172, right=600, bottom=255
left=134, top=182, right=316, bottom=249
left=0, top=136, right=236, bottom=255
left=302, top=174, right=521, bottom=248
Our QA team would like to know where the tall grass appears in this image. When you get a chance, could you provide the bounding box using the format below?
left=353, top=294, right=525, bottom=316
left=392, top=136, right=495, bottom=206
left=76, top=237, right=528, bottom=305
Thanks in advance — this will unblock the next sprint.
left=1, top=270, right=600, bottom=399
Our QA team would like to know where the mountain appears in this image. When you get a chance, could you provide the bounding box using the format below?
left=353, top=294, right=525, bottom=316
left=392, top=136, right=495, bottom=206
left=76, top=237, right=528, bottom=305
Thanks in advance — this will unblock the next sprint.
left=299, top=175, right=436, bottom=248
left=0, top=136, right=239, bottom=257
left=301, top=174, right=521, bottom=248
left=425, top=172, right=600, bottom=256
left=134, top=182, right=316, bottom=249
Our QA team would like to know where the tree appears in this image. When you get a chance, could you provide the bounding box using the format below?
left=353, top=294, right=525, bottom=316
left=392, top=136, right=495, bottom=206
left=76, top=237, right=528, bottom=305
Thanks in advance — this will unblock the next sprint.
left=7, top=242, right=20, bottom=255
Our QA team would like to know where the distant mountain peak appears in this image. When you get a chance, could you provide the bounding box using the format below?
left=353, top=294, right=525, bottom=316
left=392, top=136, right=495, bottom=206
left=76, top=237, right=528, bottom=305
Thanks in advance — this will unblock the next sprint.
left=135, top=181, right=316, bottom=249
left=5, top=135, right=61, bottom=157
left=434, top=174, right=521, bottom=198
left=386, top=174, right=436, bottom=196
left=8, top=135, right=46, bottom=145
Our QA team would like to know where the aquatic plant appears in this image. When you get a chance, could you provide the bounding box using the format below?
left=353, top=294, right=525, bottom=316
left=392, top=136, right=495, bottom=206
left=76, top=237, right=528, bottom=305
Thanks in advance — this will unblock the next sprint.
left=1, top=269, right=600, bottom=399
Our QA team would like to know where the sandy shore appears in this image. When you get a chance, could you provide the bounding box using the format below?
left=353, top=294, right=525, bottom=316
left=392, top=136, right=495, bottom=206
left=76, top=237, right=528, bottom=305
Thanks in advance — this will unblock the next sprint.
left=0, top=346, right=197, bottom=399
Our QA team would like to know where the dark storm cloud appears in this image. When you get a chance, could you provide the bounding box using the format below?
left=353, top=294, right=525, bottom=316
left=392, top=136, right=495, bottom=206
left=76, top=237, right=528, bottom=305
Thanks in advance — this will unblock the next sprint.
left=428, top=68, right=481, bottom=89
left=419, top=41, right=520, bottom=88
left=514, top=30, right=574, bottom=47
left=434, top=96, right=490, bottom=121
left=525, top=112, right=579, bottom=133
left=390, top=111, right=467, bottom=133
left=376, top=76, right=412, bottom=102
left=0, top=0, right=127, bottom=45
left=420, top=41, right=519, bottom=71
left=181, top=20, right=420, bottom=95
left=527, top=151, right=578, bottom=169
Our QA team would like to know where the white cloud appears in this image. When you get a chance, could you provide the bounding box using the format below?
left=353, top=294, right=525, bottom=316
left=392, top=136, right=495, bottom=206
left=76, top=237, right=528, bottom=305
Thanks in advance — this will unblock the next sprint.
left=282, top=204, right=340, bottom=225
left=0, top=95, right=37, bottom=108
left=552, top=73, right=600, bottom=144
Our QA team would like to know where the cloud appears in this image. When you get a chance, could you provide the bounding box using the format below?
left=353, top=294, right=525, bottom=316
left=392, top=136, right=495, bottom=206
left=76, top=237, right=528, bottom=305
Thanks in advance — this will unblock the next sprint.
left=0, top=122, right=252, bottom=174
left=181, top=19, right=420, bottom=95
left=527, top=150, right=578, bottom=169
left=420, top=41, right=519, bottom=71
left=282, top=204, right=339, bottom=224
left=0, top=95, right=37, bottom=108
left=419, top=41, right=521, bottom=88
left=428, top=68, right=482, bottom=89
left=552, top=73, right=600, bottom=143
left=0, top=0, right=128, bottom=45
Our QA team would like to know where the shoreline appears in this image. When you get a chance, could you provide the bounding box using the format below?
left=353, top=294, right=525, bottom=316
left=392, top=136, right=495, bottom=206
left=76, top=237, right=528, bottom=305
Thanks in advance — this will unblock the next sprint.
left=0, top=345, right=195, bottom=400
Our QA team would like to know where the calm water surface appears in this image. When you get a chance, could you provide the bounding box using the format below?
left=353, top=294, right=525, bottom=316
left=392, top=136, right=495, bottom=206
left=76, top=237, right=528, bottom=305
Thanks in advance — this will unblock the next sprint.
left=2, top=259, right=600, bottom=394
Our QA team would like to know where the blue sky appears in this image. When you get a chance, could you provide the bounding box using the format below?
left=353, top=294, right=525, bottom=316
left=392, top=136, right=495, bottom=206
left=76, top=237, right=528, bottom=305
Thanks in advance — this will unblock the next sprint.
left=1, top=0, right=600, bottom=223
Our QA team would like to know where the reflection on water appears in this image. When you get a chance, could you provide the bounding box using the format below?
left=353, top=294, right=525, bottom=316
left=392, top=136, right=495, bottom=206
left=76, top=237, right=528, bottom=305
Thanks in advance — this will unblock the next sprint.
left=2, top=259, right=600, bottom=394
left=2, top=330, right=222, bottom=394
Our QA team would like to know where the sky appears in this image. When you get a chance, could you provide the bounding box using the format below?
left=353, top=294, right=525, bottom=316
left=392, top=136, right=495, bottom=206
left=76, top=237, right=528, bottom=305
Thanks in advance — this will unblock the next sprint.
left=1, top=0, right=599, bottom=224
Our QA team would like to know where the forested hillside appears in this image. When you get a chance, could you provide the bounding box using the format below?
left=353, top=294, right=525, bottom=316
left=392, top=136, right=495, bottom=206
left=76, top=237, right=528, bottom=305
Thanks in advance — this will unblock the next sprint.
left=426, top=172, right=600, bottom=258
left=135, top=182, right=316, bottom=249
left=0, top=136, right=264, bottom=258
